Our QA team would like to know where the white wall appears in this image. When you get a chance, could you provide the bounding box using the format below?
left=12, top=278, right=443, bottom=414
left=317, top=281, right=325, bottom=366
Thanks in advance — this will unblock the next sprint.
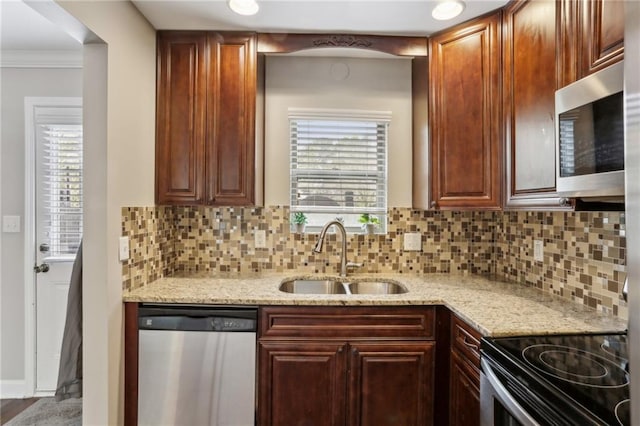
left=0, top=68, right=82, bottom=387
left=265, top=55, right=413, bottom=207
left=53, top=1, right=156, bottom=424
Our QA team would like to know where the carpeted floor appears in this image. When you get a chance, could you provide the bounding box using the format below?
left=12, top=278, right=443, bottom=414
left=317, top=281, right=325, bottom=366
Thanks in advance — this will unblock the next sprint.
left=5, top=398, right=81, bottom=426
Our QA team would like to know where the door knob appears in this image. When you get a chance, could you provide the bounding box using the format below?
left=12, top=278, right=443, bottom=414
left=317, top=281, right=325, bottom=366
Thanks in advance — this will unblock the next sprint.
left=34, top=263, right=50, bottom=273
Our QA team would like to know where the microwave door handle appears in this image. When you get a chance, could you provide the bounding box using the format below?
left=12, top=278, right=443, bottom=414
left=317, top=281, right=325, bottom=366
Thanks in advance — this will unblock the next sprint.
left=481, top=358, right=541, bottom=426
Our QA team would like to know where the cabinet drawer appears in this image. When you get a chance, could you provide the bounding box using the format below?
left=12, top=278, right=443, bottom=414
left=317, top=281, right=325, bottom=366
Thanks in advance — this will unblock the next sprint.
left=259, top=306, right=435, bottom=340
left=451, top=315, right=481, bottom=368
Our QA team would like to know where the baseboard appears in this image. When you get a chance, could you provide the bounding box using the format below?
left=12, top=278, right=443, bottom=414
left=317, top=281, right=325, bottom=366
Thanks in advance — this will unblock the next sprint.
left=0, top=380, right=27, bottom=398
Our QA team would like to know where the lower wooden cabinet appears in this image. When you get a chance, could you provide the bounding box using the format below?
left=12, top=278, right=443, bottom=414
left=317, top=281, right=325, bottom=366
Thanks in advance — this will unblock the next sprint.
left=257, top=306, right=436, bottom=426
left=258, top=341, right=347, bottom=426
left=449, top=315, right=482, bottom=426
left=349, top=342, right=434, bottom=426
left=450, top=350, right=480, bottom=426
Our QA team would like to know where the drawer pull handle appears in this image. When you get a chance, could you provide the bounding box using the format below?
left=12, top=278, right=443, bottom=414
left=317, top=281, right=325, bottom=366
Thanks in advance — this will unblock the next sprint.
left=461, top=335, right=479, bottom=352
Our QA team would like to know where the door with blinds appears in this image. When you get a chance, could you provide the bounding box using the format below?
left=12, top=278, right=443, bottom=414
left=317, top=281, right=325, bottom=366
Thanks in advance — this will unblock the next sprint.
left=33, top=103, right=82, bottom=392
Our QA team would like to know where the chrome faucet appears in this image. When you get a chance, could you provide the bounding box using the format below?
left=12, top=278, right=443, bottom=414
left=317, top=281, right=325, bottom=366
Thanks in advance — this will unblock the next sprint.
left=313, top=220, right=361, bottom=277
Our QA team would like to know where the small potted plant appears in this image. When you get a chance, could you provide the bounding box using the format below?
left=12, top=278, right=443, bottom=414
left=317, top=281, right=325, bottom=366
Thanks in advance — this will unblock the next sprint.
left=292, top=212, right=307, bottom=234
left=359, top=213, right=380, bottom=235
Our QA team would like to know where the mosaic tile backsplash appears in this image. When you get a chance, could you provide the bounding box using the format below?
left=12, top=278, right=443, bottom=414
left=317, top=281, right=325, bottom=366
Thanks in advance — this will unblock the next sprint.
left=121, top=206, right=627, bottom=318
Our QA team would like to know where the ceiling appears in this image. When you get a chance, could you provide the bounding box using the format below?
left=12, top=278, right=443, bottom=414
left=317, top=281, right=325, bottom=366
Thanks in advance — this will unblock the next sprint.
left=132, top=0, right=509, bottom=36
left=1, top=0, right=510, bottom=54
left=0, top=0, right=81, bottom=51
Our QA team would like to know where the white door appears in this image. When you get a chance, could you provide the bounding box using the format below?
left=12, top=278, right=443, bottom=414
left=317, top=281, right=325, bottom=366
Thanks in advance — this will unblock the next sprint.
left=29, top=101, right=82, bottom=392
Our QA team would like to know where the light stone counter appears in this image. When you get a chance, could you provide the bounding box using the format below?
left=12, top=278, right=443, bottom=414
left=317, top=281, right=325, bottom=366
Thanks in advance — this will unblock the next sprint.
left=122, top=273, right=627, bottom=337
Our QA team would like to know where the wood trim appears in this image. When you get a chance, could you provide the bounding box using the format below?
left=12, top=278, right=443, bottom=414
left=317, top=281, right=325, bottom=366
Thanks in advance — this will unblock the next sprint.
left=257, top=33, right=428, bottom=57
left=124, top=303, right=139, bottom=426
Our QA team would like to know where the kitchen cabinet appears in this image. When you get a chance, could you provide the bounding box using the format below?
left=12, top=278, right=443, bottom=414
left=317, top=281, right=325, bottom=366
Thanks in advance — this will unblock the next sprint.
left=503, top=0, right=569, bottom=209
left=427, top=12, right=502, bottom=210
left=258, top=306, right=436, bottom=426
left=156, top=31, right=261, bottom=206
left=559, top=0, right=624, bottom=86
left=449, top=315, right=481, bottom=426
left=579, top=0, right=624, bottom=78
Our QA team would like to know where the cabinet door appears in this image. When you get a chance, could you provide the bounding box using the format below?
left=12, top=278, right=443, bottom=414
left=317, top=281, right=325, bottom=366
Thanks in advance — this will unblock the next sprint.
left=429, top=12, right=502, bottom=210
left=503, top=0, right=568, bottom=209
left=348, top=342, right=435, bottom=426
left=580, top=0, right=624, bottom=76
left=206, top=33, right=257, bottom=205
left=156, top=32, right=207, bottom=204
left=449, top=350, right=480, bottom=426
left=258, top=341, right=347, bottom=426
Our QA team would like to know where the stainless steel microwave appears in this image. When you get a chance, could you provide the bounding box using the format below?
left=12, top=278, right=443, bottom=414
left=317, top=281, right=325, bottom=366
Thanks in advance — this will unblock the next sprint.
left=555, top=61, right=624, bottom=198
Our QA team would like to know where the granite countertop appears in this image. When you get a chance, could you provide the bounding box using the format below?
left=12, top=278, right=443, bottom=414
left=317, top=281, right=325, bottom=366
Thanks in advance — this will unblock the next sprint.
left=122, top=272, right=627, bottom=337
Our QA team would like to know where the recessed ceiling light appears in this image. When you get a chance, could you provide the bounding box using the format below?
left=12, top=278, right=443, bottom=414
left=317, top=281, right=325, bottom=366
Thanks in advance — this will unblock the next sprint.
left=432, top=0, right=465, bottom=21
left=228, top=0, right=259, bottom=16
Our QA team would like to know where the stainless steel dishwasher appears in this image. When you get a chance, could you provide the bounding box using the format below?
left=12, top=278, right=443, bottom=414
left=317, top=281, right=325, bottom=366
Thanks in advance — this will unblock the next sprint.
left=138, top=304, right=257, bottom=426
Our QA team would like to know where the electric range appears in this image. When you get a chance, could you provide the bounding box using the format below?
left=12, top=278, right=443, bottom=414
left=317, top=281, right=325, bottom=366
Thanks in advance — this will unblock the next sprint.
left=481, top=333, right=629, bottom=425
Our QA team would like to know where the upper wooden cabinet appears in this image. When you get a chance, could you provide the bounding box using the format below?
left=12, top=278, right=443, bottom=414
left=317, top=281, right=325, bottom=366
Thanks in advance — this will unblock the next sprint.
left=428, top=12, right=503, bottom=210
left=559, top=0, right=624, bottom=85
left=579, top=0, right=624, bottom=77
left=156, top=31, right=261, bottom=205
left=503, top=0, right=568, bottom=209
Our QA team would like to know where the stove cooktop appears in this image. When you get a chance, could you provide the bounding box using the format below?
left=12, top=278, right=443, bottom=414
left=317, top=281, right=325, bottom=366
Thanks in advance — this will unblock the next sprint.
left=482, top=333, right=629, bottom=426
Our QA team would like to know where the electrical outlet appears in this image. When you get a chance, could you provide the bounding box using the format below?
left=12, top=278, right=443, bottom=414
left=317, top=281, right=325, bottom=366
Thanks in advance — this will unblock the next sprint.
left=119, top=236, right=130, bottom=261
left=255, top=230, right=267, bottom=248
left=533, top=240, right=544, bottom=262
left=2, top=215, right=20, bottom=233
left=403, top=232, right=422, bottom=251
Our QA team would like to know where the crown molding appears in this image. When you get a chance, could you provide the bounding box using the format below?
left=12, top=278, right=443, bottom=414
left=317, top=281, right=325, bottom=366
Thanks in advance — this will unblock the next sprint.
left=0, top=50, right=82, bottom=68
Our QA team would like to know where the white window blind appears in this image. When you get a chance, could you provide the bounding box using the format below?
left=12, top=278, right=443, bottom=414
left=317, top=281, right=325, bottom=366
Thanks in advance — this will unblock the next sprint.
left=558, top=111, right=578, bottom=177
left=289, top=108, right=390, bottom=232
left=39, top=123, right=83, bottom=256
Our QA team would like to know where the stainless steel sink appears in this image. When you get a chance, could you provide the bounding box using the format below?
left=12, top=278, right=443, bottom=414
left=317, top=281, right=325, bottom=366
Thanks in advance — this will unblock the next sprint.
left=348, top=281, right=407, bottom=294
left=279, top=279, right=407, bottom=295
left=279, top=279, right=346, bottom=294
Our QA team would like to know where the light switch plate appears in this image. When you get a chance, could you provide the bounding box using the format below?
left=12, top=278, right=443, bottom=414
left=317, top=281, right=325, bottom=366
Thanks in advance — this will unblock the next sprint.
left=2, top=215, right=20, bottom=233
left=255, top=230, right=266, bottom=248
left=533, top=240, right=544, bottom=262
left=119, top=236, right=130, bottom=261
left=404, top=232, right=422, bottom=251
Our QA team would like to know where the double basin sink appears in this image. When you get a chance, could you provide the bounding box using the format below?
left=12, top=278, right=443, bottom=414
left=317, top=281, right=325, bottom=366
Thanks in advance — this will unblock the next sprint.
left=279, top=278, right=408, bottom=295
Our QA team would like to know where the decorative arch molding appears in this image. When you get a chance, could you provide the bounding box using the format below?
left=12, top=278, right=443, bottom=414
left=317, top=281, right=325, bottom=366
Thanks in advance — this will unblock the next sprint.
left=257, top=33, right=428, bottom=57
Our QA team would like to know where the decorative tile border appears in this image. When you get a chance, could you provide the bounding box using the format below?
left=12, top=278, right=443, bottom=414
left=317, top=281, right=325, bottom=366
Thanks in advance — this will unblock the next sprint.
left=121, top=206, right=627, bottom=319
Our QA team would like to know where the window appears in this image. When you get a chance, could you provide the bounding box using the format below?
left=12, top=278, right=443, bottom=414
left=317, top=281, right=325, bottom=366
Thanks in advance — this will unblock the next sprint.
left=36, top=110, right=83, bottom=257
left=289, top=108, right=390, bottom=233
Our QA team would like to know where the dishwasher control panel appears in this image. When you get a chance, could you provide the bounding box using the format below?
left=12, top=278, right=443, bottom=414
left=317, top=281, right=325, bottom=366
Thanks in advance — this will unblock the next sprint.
left=212, top=317, right=255, bottom=331
left=138, top=305, right=258, bottom=332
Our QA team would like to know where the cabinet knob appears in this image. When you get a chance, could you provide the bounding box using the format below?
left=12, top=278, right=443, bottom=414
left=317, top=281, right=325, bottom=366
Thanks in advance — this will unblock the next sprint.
left=430, top=201, right=437, bottom=209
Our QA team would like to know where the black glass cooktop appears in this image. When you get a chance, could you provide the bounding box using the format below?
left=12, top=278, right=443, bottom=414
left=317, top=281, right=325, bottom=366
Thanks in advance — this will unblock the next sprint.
left=482, top=333, right=629, bottom=425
